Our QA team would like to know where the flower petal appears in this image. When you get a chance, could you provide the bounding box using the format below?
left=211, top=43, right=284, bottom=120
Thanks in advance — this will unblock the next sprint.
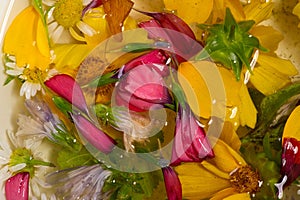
left=170, top=104, right=214, bottom=166
left=175, top=162, right=231, bottom=199
left=282, top=106, right=300, bottom=140
left=5, top=172, right=30, bottom=200
left=163, top=0, right=213, bottom=24
left=210, top=187, right=237, bottom=200
left=45, top=74, right=89, bottom=114
left=162, top=166, right=182, bottom=200
left=72, top=114, right=116, bottom=154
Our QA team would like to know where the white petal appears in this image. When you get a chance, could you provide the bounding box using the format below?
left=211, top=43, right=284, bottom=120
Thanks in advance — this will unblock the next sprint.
left=10, top=163, right=27, bottom=172
left=51, top=25, right=64, bottom=43
left=82, top=0, right=93, bottom=6
left=42, top=0, right=56, bottom=7
left=76, top=21, right=97, bottom=37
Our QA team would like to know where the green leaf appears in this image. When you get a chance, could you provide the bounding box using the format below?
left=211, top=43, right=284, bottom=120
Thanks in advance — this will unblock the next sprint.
left=56, top=147, right=98, bottom=169
left=52, top=96, right=73, bottom=117
left=84, top=71, right=118, bottom=88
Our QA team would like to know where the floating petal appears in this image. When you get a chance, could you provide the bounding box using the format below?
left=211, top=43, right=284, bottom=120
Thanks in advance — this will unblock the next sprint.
left=5, top=172, right=30, bottom=200
left=162, top=166, right=182, bottom=200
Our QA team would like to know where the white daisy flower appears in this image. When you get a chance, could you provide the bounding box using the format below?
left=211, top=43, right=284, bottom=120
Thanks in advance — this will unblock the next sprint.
left=4, top=55, right=58, bottom=99
left=43, top=0, right=96, bottom=43
left=0, top=131, right=56, bottom=199
left=46, top=164, right=112, bottom=199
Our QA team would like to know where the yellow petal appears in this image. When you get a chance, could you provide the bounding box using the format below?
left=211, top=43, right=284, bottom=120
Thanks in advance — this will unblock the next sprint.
left=244, top=0, right=273, bottom=24
left=223, top=193, right=251, bottom=200
left=175, top=162, right=231, bottom=199
left=53, top=44, right=94, bottom=75
left=210, top=187, right=237, bottom=200
left=219, top=121, right=241, bottom=151
left=250, top=54, right=298, bottom=95
left=293, top=2, right=300, bottom=27
left=3, top=6, right=50, bottom=70
left=178, top=61, right=213, bottom=118
left=283, top=105, right=300, bottom=141
left=238, top=84, right=257, bottom=128
left=251, top=25, right=283, bottom=53
left=212, top=0, right=245, bottom=22
left=208, top=138, right=245, bottom=173
left=163, top=0, right=213, bottom=24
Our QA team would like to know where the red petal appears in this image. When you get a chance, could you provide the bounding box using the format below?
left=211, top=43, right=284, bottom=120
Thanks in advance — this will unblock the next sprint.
left=162, top=166, right=182, bottom=200
left=5, top=172, right=30, bottom=200
left=280, top=137, right=300, bottom=187
left=45, top=74, right=88, bottom=115
left=72, top=114, right=116, bottom=154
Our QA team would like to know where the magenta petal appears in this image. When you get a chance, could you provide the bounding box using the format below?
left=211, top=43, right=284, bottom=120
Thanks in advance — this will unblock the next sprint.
left=45, top=74, right=88, bottom=114
left=162, top=166, right=182, bottom=200
left=5, top=172, right=30, bottom=200
left=170, top=104, right=214, bottom=166
left=123, top=49, right=169, bottom=76
left=82, top=0, right=103, bottom=16
left=72, top=114, right=116, bottom=154
left=279, top=137, right=300, bottom=187
left=138, top=12, right=202, bottom=62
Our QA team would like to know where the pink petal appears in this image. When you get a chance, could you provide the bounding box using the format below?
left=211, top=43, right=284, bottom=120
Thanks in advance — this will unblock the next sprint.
left=280, top=137, right=300, bottom=187
left=162, top=166, right=182, bottom=200
left=45, top=74, right=88, bottom=115
left=72, top=114, right=116, bottom=154
left=123, top=49, right=169, bottom=76
left=170, top=104, right=214, bottom=166
left=5, top=172, right=30, bottom=200
left=138, top=12, right=203, bottom=62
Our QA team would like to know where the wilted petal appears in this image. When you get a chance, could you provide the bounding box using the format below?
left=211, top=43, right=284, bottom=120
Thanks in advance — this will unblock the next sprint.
left=45, top=74, right=89, bottom=115
left=162, top=166, right=182, bottom=200
left=72, top=114, right=116, bottom=154
left=170, top=104, right=214, bottom=166
left=5, top=172, right=30, bottom=200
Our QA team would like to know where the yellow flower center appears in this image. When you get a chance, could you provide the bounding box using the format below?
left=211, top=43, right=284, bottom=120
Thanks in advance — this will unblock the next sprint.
left=53, top=0, right=83, bottom=28
left=23, top=67, right=48, bottom=83
left=229, top=165, right=261, bottom=194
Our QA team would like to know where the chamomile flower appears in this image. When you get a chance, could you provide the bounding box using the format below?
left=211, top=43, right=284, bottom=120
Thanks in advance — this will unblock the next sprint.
left=5, top=56, right=57, bottom=99
left=43, top=0, right=97, bottom=43
left=0, top=131, right=55, bottom=199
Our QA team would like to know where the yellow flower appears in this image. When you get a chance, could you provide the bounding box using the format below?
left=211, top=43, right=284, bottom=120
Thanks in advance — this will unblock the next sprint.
left=243, top=0, right=299, bottom=95
left=175, top=130, right=261, bottom=199
left=178, top=61, right=257, bottom=129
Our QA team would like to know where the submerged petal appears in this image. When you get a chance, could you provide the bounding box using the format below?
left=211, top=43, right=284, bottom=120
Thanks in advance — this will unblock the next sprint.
left=45, top=74, right=89, bottom=114
left=170, top=104, right=214, bottom=166
left=72, top=114, right=116, bottom=154
left=5, top=172, right=30, bottom=200
left=162, top=166, right=182, bottom=200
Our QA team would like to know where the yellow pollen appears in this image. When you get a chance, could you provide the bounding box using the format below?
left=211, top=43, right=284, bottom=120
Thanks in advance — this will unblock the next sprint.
left=53, top=0, right=83, bottom=28
left=23, top=67, right=47, bottom=83
left=229, top=165, right=261, bottom=194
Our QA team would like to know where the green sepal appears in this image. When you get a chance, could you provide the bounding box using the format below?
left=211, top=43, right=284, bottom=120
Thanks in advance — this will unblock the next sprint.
left=52, top=96, right=73, bottom=117
left=84, top=71, right=118, bottom=88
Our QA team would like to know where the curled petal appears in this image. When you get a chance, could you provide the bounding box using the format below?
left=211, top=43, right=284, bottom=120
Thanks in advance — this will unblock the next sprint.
left=114, top=65, right=171, bottom=111
left=5, top=172, right=30, bottom=200
left=171, top=104, right=214, bottom=166
left=162, top=166, right=182, bottom=200
left=72, top=114, right=116, bottom=154
left=45, top=74, right=89, bottom=114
